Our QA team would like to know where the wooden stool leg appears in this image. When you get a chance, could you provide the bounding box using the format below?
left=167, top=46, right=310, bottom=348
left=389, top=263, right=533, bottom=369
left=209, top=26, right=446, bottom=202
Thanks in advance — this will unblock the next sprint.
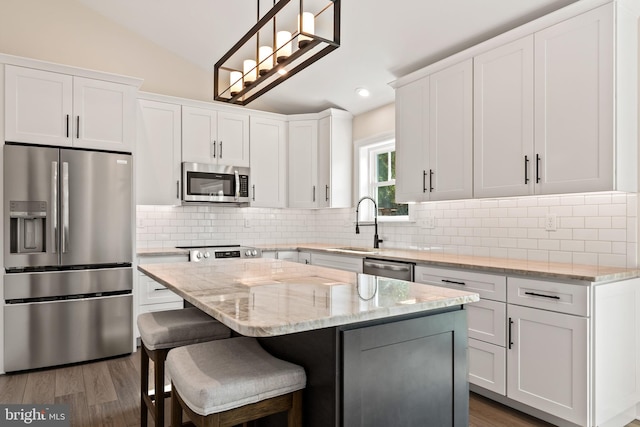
left=141, top=345, right=150, bottom=427
left=287, top=390, right=303, bottom=427
left=154, top=349, right=169, bottom=427
left=170, top=382, right=183, bottom=427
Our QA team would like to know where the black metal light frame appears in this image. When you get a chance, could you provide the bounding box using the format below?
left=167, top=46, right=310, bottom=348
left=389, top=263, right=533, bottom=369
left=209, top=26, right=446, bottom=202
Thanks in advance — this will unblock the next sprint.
left=214, top=0, right=341, bottom=106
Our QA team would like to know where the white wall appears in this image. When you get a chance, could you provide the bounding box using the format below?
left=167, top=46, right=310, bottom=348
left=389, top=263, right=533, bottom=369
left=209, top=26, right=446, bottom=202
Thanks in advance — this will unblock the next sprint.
left=0, top=0, right=213, bottom=102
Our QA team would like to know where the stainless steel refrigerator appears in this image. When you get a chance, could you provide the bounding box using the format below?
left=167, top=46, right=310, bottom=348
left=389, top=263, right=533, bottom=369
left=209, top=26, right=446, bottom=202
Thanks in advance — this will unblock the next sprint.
left=3, top=143, right=133, bottom=372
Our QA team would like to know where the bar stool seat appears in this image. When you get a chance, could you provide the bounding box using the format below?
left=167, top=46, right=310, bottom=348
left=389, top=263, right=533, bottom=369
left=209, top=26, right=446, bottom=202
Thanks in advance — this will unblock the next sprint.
left=137, top=307, right=231, bottom=427
left=167, top=337, right=306, bottom=427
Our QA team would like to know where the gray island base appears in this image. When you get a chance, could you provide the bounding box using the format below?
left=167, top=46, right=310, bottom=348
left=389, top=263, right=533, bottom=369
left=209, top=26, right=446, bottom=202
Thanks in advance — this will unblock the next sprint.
left=137, top=258, right=479, bottom=427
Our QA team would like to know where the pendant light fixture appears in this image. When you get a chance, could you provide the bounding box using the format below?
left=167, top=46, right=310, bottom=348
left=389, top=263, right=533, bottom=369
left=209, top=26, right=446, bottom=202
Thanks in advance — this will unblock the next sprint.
left=214, top=0, right=341, bottom=106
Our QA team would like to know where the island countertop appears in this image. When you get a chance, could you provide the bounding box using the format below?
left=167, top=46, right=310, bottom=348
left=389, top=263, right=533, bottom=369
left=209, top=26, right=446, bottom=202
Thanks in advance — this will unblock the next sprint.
left=137, top=258, right=480, bottom=337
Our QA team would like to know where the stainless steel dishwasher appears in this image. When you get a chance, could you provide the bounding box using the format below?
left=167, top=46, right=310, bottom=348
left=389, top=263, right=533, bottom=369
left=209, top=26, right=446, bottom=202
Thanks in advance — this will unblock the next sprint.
left=363, top=258, right=415, bottom=281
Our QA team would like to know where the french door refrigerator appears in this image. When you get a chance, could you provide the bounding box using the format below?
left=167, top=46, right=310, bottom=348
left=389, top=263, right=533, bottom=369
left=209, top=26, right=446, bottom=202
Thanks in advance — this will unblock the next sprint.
left=3, top=143, right=133, bottom=372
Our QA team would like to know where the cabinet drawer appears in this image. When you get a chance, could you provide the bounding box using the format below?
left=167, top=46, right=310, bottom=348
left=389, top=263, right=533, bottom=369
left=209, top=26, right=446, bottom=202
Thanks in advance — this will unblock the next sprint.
left=469, top=338, right=506, bottom=395
left=415, top=265, right=506, bottom=301
left=277, top=251, right=299, bottom=262
left=298, top=252, right=312, bottom=265
left=467, top=299, right=506, bottom=346
left=507, top=277, right=589, bottom=316
left=138, top=273, right=182, bottom=305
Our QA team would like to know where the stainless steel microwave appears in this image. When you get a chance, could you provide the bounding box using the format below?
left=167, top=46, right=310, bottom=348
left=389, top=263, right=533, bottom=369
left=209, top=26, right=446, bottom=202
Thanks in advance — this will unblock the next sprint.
left=182, top=162, right=250, bottom=203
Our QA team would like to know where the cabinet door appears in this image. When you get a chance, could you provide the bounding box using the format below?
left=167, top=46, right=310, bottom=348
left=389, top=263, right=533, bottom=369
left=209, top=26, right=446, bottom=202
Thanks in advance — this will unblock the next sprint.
left=288, top=120, right=318, bottom=208
left=469, top=338, right=506, bottom=395
left=428, top=59, right=473, bottom=201
left=311, top=253, right=362, bottom=273
left=317, top=116, right=331, bottom=208
left=467, top=299, right=505, bottom=347
left=507, top=304, right=588, bottom=426
left=136, top=100, right=182, bottom=205
left=534, top=4, right=614, bottom=194
left=5, top=65, right=73, bottom=147
left=395, top=77, right=428, bottom=203
left=217, top=111, right=249, bottom=167
left=474, top=36, right=534, bottom=198
left=73, top=77, right=135, bottom=152
left=249, top=116, right=286, bottom=207
left=182, top=106, right=217, bottom=164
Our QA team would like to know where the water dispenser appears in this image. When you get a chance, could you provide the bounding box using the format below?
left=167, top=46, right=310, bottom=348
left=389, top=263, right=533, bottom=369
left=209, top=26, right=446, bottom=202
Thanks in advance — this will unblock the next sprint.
left=9, top=201, right=47, bottom=254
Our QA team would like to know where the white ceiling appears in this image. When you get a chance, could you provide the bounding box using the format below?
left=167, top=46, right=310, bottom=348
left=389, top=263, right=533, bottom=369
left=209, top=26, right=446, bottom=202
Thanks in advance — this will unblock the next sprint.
left=77, top=0, right=580, bottom=116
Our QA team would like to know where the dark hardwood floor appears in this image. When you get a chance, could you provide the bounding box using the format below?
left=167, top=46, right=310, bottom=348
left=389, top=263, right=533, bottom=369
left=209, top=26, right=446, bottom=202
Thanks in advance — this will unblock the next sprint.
left=0, top=350, right=639, bottom=427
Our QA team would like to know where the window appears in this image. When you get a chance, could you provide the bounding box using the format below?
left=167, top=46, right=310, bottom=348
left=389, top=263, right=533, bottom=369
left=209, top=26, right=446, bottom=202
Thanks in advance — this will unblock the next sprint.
left=356, top=136, right=409, bottom=221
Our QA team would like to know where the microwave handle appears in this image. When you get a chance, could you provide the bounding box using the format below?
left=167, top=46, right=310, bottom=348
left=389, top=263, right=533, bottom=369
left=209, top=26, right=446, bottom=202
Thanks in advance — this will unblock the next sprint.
left=235, top=170, right=240, bottom=201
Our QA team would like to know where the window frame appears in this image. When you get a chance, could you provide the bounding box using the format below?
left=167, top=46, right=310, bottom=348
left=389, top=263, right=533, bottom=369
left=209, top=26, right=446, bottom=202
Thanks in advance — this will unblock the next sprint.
left=354, top=132, right=410, bottom=223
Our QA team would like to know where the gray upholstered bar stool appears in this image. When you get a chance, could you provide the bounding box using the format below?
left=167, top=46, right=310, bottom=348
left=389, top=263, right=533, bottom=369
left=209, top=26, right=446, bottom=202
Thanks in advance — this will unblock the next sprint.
left=167, top=337, right=306, bottom=427
left=137, top=307, right=231, bottom=427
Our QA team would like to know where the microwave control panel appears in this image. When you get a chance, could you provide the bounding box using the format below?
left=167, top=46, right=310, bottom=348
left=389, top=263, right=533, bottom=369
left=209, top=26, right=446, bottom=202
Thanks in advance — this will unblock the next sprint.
left=239, top=175, right=249, bottom=197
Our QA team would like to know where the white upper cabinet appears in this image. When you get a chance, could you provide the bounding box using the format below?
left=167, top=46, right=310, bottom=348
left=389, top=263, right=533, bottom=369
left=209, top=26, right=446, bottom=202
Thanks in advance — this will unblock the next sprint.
left=395, top=77, right=428, bottom=203
left=250, top=116, right=287, bottom=208
left=534, top=4, right=614, bottom=194
left=136, top=99, right=182, bottom=205
left=394, top=0, right=638, bottom=199
left=288, top=120, right=318, bottom=208
left=5, top=65, right=136, bottom=152
left=288, top=109, right=353, bottom=208
left=395, top=59, right=472, bottom=203
left=474, top=36, right=534, bottom=198
left=428, top=59, right=473, bottom=201
left=181, top=105, right=249, bottom=167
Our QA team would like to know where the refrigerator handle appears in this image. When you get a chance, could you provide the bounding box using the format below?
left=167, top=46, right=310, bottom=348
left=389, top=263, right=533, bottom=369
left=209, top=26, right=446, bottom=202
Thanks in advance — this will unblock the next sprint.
left=62, top=162, right=69, bottom=254
left=51, top=161, right=58, bottom=254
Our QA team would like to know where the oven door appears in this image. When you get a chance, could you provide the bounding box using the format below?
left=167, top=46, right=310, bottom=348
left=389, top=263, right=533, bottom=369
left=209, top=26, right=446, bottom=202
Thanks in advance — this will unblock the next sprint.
left=182, top=162, right=250, bottom=203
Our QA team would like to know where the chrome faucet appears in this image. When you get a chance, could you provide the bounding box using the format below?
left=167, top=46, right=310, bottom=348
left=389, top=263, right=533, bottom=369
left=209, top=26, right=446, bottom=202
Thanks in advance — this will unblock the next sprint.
left=355, top=196, right=383, bottom=249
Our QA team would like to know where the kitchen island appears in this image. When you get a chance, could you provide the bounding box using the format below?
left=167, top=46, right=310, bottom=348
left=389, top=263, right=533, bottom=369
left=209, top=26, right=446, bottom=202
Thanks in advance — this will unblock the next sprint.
left=138, top=258, right=479, bottom=427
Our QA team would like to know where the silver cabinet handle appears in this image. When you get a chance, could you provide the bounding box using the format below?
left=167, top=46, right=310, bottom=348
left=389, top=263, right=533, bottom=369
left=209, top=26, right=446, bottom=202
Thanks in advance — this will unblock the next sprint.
left=212, top=141, right=217, bottom=158
left=62, top=162, right=69, bottom=254
left=220, top=141, right=223, bottom=158
left=364, top=262, right=411, bottom=272
left=176, top=180, right=180, bottom=199
left=325, top=185, right=329, bottom=202
left=313, top=185, right=316, bottom=202
left=76, top=116, right=80, bottom=139
left=51, top=161, right=58, bottom=254
left=252, top=184, right=256, bottom=201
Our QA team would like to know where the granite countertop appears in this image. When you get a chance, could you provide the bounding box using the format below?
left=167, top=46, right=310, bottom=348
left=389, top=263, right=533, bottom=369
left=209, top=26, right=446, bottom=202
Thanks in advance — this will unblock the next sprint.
left=256, top=243, right=640, bottom=283
left=138, top=258, right=479, bottom=337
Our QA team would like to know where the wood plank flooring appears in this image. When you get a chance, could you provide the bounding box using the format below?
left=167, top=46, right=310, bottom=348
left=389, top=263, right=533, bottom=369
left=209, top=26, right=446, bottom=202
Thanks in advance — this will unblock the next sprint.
left=0, top=349, right=638, bottom=427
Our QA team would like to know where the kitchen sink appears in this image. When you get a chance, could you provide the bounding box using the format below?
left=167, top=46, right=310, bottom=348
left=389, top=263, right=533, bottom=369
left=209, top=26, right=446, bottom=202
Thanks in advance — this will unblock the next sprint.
left=329, top=247, right=379, bottom=255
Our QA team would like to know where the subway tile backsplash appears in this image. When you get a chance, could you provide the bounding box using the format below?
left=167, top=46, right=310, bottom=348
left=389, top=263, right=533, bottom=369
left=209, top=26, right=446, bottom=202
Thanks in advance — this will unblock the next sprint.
left=137, top=191, right=638, bottom=268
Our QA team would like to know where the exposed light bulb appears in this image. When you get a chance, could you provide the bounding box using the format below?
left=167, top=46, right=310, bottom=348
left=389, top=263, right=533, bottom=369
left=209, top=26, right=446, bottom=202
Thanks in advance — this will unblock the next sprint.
left=258, top=46, right=274, bottom=76
left=230, top=71, right=242, bottom=96
left=298, top=12, right=315, bottom=48
left=276, top=31, right=292, bottom=63
left=243, top=59, right=257, bottom=87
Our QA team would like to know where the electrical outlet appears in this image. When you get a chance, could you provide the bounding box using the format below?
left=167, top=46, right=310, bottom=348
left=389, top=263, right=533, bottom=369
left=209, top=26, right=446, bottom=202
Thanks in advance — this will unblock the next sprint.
left=424, top=216, right=436, bottom=229
left=545, top=214, right=557, bottom=231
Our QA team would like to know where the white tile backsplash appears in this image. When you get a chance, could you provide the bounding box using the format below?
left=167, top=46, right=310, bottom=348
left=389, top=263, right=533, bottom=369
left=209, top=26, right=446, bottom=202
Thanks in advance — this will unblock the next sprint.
left=137, top=191, right=639, bottom=268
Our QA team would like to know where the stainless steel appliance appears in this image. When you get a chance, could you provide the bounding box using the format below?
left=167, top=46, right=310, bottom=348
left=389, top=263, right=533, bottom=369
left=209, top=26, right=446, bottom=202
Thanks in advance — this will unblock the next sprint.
left=363, top=258, right=415, bottom=281
left=176, top=245, right=262, bottom=262
left=3, top=143, right=133, bottom=372
left=182, top=162, right=250, bottom=204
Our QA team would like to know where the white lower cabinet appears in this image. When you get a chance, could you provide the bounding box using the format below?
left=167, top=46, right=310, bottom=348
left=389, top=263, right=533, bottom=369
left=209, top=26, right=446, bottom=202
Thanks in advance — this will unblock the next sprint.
left=416, top=265, right=640, bottom=426
left=136, top=254, right=186, bottom=339
left=468, top=338, right=506, bottom=395
left=507, top=304, right=588, bottom=426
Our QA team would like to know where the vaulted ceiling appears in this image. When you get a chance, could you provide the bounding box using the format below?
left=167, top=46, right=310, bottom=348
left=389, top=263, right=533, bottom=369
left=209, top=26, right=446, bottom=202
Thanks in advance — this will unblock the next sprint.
left=77, top=0, right=580, bottom=115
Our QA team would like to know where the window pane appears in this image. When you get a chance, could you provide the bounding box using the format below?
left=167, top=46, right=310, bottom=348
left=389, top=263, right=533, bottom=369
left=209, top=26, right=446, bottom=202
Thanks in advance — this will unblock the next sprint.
left=377, top=185, right=409, bottom=216
left=391, top=151, right=396, bottom=179
left=377, top=152, right=389, bottom=182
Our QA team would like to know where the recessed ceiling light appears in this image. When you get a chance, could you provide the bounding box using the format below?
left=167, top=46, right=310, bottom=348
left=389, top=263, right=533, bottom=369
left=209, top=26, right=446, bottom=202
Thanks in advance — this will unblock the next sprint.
left=278, top=68, right=288, bottom=75
left=356, top=87, right=370, bottom=97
